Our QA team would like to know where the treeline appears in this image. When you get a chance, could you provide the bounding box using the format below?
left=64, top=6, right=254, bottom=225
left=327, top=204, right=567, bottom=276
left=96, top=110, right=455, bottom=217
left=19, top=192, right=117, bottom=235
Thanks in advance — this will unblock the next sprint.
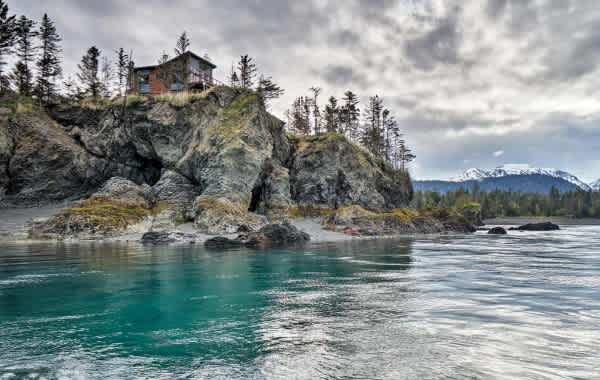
left=0, top=2, right=62, bottom=103
left=285, top=90, right=415, bottom=171
left=413, top=185, right=600, bottom=219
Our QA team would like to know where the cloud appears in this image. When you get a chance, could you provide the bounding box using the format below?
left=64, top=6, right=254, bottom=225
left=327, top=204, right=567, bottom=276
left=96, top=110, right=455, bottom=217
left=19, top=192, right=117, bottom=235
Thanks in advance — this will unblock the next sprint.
left=493, top=150, right=505, bottom=157
left=8, top=0, right=600, bottom=182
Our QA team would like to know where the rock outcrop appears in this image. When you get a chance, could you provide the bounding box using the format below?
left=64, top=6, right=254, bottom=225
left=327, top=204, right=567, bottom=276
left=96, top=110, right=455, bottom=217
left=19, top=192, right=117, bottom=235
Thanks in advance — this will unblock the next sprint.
left=204, top=222, right=310, bottom=249
left=28, top=178, right=162, bottom=239
left=0, top=88, right=476, bottom=242
left=289, top=134, right=412, bottom=210
left=322, top=206, right=476, bottom=236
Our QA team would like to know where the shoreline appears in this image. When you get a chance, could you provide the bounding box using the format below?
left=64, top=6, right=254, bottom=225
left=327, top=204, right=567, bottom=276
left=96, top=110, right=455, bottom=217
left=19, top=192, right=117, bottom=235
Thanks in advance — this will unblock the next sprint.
left=5, top=206, right=598, bottom=246
left=0, top=206, right=462, bottom=245
left=484, top=217, right=600, bottom=226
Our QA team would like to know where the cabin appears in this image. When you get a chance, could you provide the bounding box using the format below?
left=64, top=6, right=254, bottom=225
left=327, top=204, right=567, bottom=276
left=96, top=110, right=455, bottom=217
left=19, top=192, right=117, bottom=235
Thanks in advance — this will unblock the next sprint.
left=130, top=51, right=218, bottom=95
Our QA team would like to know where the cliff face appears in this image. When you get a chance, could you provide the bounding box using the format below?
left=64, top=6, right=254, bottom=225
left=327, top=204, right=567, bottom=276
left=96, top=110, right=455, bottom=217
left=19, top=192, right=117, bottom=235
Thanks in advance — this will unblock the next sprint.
left=0, top=87, right=414, bottom=237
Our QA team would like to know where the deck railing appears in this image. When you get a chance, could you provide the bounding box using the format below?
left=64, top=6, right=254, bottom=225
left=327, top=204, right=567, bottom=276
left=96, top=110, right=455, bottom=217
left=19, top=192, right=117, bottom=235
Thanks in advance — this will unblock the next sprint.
left=189, top=69, right=225, bottom=87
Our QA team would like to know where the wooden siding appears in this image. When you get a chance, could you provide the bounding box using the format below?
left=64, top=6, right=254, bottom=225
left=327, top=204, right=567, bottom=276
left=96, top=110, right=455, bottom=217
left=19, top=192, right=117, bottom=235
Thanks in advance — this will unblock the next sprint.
left=130, top=55, right=216, bottom=95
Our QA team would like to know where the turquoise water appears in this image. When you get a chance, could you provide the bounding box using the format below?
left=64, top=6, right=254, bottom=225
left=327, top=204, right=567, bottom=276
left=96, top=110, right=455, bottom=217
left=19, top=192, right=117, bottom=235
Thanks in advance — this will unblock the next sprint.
left=1, top=228, right=599, bottom=379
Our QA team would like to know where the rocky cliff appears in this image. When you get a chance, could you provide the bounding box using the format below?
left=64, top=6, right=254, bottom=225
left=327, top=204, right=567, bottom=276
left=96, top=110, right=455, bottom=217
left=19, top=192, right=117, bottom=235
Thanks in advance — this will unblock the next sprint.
left=1, top=88, right=425, bottom=240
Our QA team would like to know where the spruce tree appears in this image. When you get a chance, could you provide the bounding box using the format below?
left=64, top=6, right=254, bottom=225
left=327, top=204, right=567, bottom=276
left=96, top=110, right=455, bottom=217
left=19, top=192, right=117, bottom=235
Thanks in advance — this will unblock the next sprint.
left=77, top=46, right=101, bottom=97
left=115, top=48, right=128, bottom=96
left=237, top=55, right=257, bottom=89
left=173, top=31, right=190, bottom=90
left=324, top=96, right=339, bottom=133
left=257, top=75, right=284, bottom=108
left=100, top=56, right=113, bottom=97
left=362, top=95, right=384, bottom=156
left=309, top=87, right=322, bottom=135
left=36, top=13, right=62, bottom=103
left=0, top=0, right=15, bottom=91
left=341, top=90, right=360, bottom=140
left=11, top=16, right=37, bottom=95
left=174, top=31, right=190, bottom=56
left=229, top=64, right=239, bottom=87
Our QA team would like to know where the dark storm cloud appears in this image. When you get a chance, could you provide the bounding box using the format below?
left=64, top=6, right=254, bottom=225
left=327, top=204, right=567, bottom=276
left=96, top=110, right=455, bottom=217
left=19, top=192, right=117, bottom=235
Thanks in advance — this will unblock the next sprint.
left=8, top=0, right=600, bottom=181
left=320, top=65, right=368, bottom=88
left=403, top=12, right=461, bottom=71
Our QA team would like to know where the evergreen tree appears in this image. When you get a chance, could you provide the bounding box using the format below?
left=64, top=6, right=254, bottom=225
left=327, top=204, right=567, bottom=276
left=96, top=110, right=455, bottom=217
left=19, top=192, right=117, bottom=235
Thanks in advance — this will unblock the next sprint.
left=324, top=96, right=339, bottom=133
left=100, top=56, right=113, bottom=97
left=173, top=31, right=190, bottom=90
left=341, top=90, right=360, bottom=140
left=237, top=55, right=257, bottom=89
left=0, top=0, right=15, bottom=91
left=115, top=48, right=128, bottom=96
left=257, top=75, right=284, bottom=109
left=309, top=86, right=322, bottom=135
left=35, top=13, right=62, bottom=103
left=10, top=16, right=38, bottom=95
left=362, top=95, right=384, bottom=156
left=174, top=31, right=190, bottom=56
left=289, top=96, right=310, bottom=135
left=229, top=64, right=239, bottom=87
left=397, top=140, right=415, bottom=171
left=10, top=62, right=27, bottom=93
left=77, top=46, right=101, bottom=97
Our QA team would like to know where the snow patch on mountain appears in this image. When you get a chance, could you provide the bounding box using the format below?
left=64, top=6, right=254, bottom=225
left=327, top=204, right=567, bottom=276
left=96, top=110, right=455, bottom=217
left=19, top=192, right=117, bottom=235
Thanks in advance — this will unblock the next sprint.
left=591, top=179, right=600, bottom=191
left=449, top=165, right=592, bottom=191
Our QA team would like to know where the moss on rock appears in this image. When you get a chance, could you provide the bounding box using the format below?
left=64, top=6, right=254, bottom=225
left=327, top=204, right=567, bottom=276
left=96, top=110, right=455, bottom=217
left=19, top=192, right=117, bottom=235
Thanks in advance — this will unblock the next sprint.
left=322, top=205, right=475, bottom=236
left=29, top=195, right=167, bottom=239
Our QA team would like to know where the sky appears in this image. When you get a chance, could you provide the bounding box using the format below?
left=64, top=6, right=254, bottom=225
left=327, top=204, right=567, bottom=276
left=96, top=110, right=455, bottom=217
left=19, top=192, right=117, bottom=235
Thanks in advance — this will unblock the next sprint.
left=10, top=0, right=600, bottom=182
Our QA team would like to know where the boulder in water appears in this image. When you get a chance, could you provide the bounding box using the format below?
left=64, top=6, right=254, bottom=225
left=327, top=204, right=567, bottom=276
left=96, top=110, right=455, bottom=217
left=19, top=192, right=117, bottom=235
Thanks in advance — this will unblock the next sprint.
left=204, top=222, right=310, bottom=249
left=488, top=227, right=507, bottom=235
left=510, top=222, right=559, bottom=231
left=141, top=231, right=176, bottom=244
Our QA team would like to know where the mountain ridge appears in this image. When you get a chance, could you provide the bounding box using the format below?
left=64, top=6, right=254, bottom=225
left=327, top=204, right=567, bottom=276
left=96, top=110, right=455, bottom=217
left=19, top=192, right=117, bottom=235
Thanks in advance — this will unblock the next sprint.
left=415, top=165, right=595, bottom=194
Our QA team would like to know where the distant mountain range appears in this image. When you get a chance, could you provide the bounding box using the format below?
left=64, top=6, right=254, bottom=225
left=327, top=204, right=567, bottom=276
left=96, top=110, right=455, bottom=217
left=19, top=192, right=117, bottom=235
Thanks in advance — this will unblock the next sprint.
left=415, top=165, right=600, bottom=194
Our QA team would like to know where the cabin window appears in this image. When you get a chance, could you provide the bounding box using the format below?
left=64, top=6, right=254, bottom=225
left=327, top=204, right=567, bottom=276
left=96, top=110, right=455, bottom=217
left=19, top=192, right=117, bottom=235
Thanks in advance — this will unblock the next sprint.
left=138, top=70, right=150, bottom=94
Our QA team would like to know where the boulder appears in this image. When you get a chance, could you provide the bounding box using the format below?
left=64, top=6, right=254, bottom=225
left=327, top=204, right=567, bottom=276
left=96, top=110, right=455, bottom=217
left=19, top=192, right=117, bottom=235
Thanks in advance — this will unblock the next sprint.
left=488, top=227, right=508, bottom=235
left=96, top=177, right=154, bottom=207
left=204, top=223, right=310, bottom=249
left=28, top=178, right=158, bottom=239
left=510, top=222, right=560, bottom=231
left=193, top=197, right=268, bottom=234
left=141, top=231, right=176, bottom=244
left=242, top=222, right=310, bottom=247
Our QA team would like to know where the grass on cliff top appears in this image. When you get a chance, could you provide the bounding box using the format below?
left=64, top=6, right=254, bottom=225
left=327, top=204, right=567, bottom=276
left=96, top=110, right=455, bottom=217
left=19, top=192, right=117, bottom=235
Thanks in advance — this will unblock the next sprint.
left=0, top=91, right=41, bottom=115
left=211, top=92, right=259, bottom=143
left=55, top=195, right=167, bottom=231
left=292, top=132, right=397, bottom=170
left=74, top=88, right=217, bottom=110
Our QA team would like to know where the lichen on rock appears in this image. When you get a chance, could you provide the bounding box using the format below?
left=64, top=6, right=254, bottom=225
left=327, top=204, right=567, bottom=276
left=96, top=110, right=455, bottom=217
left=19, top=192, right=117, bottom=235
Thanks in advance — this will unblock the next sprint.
left=322, top=205, right=475, bottom=236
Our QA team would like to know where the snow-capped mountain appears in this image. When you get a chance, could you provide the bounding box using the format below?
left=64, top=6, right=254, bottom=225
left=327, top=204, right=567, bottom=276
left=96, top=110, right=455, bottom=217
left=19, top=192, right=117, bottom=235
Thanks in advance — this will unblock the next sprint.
left=591, top=179, right=600, bottom=191
left=415, top=164, right=595, bottom=194
left=450, top=165, right=592, bottom=191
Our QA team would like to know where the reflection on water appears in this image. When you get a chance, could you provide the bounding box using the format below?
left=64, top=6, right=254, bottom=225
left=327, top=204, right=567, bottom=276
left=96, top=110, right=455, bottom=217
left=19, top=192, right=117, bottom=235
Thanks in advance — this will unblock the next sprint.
left=0, top=228, right=599, bottom=379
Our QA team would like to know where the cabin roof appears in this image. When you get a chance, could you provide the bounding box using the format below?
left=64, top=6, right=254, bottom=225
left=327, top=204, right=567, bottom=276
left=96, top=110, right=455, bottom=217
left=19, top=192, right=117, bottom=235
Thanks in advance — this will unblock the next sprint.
left=134, top=51, right=217, bottom=71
